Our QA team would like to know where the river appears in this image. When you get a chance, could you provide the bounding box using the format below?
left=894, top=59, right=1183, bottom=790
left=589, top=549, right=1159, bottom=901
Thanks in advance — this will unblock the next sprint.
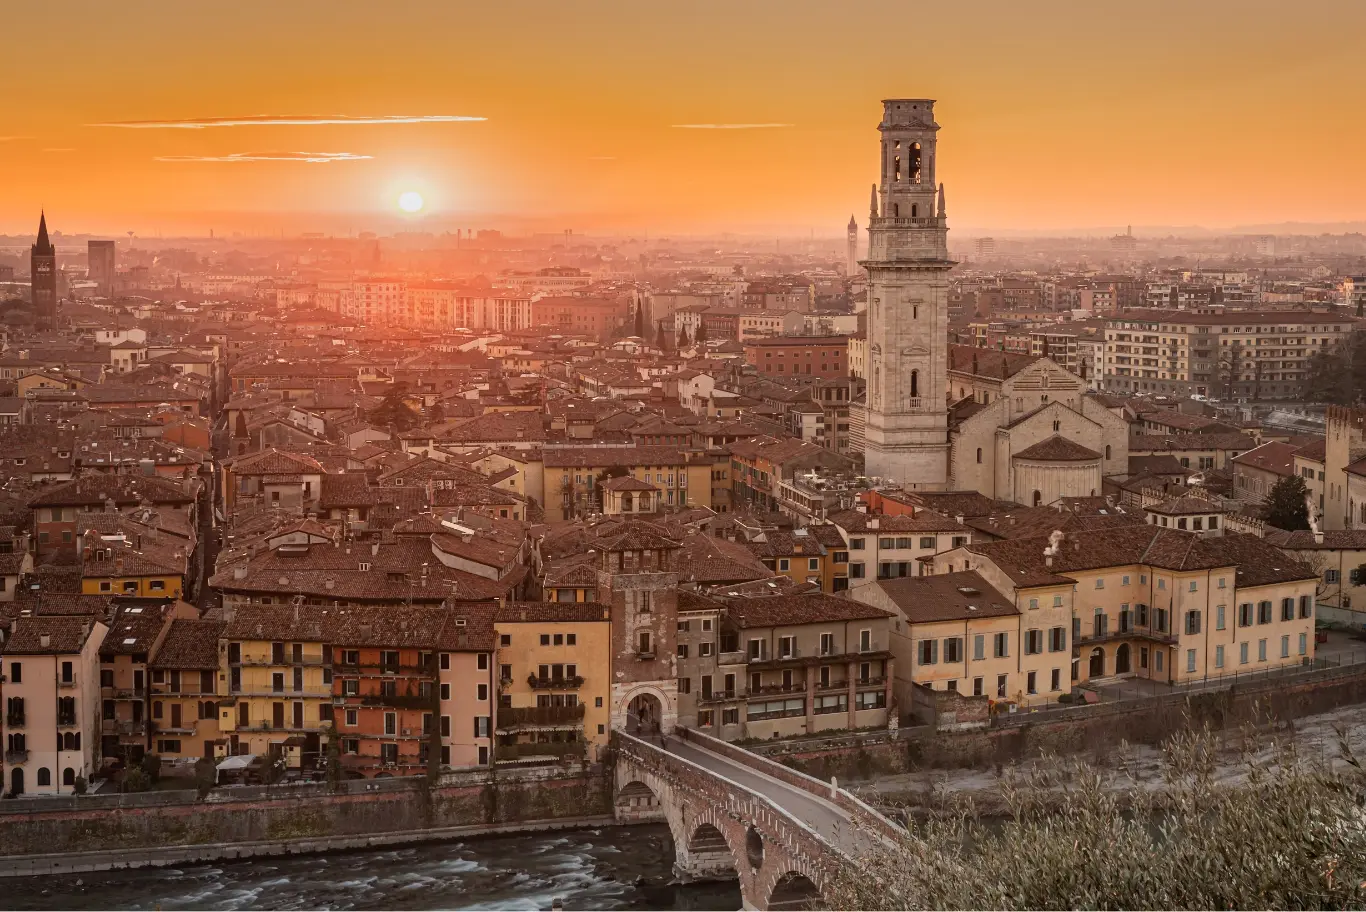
left=1, top=825, right=742, bottom=911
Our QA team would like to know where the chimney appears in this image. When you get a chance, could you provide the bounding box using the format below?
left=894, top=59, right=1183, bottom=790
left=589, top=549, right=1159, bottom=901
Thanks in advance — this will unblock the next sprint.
left=867, top=517, right=879, bottom=530
left=1045, top=555, right=1053, bottom=568
left=40, top=634, right=51, bottom=648
left=1314, top=531, right=1324, bottom=545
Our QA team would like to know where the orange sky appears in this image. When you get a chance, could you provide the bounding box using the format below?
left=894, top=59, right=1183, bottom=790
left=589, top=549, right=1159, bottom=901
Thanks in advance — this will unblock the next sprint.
left=4, top=0, right=1365, bottom=238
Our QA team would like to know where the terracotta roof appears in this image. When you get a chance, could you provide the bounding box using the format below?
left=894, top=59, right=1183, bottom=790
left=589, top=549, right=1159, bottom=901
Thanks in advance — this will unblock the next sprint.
left=1146, top=495, right=1222, bottom=516
left=1232, top=441, right=1298, bottom=477
left=543, top=446, right=687, bottom=469
left=495, top=601, right=611, bottom=624
left=152, top=619, right=226, bottom=669
left=1293, top=437, right=1326, bottom=462
left=829, top=508, right=969, bottom=534
left=719, top=592, right=893, bottom=629
left=1129, top=432, right=1256, bottom=453
left=3, top=616, right=100, bottom=654
left=1014, top=435, right=1103, bottom=462
left=870, top=570, right=1019, bottom=623
left=29, top=474, right=196, bottom=507
left=947, top=344, right=1037, bottom=379
left=600, top=475, right=659, bottom=492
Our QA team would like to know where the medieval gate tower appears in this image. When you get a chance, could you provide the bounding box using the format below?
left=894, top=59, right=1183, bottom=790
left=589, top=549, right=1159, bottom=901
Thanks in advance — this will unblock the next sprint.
left=861, top=99, right=955, bottom=489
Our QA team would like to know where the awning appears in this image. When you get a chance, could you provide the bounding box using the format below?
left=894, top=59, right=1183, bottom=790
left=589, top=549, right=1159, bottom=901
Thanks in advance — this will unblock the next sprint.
left=215, top=753, right=257, bottom=772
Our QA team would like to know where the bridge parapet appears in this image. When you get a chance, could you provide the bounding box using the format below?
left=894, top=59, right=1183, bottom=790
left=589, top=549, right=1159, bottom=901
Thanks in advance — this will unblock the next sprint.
left=672, top=726, right=905, bottom=845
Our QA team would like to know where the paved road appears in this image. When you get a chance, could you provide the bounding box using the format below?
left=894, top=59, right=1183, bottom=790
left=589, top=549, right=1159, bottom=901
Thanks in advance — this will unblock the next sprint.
left=665, top=736, right=879, bottom=858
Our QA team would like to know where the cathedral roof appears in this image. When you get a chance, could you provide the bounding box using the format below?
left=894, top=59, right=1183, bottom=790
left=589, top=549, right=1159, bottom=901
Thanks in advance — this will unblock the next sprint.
left=1014, top=435, right=1102, bottom=462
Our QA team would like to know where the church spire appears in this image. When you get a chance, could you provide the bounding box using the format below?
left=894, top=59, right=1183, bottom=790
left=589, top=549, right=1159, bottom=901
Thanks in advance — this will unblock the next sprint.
left=869, top=183, right=878, bottom=220
left=35, top=211, right=53, bottom=254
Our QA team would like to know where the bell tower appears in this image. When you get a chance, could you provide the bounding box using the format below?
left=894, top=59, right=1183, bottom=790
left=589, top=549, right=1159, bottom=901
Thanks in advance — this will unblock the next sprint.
left=846, top=215, right=858, bottom=277
left=861, top=99, right=955, bottom=489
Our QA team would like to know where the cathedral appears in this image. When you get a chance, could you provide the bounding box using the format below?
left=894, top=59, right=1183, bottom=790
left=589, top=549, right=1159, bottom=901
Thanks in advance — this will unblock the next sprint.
left=858, top=100, right=1129, bottom=498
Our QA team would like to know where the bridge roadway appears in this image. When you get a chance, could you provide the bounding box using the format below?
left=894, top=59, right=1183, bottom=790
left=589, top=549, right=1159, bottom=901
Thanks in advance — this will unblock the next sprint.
left=663, top=734, right=880, bottom=859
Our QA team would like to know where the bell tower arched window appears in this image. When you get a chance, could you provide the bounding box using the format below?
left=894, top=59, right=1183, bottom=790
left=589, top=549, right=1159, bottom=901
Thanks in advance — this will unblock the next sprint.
left=909, top=370, right=919, bottom=399
left=909, top=142, right=922, bottom=183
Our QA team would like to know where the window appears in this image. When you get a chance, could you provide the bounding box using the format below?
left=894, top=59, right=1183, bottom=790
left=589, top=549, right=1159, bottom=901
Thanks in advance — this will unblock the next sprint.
left=1299, top=595, right=1312, bottom=619
left=808, top=558, right=819, bottom=572
left=993, top=632, right=1008, bottom=658
left=1185, top=610, right=1201, bottom=635
left=1281, top=598, right=1295, bottom=622
left=1281, top=635, right=1290, bottom=658
left=1215, top=645, right=1225, bottom=669
left=819, top=633, right=834, bottom=656
left=996, top=674, right=1008, bottom=698
left=860, top=629, right=872, bottom=652
left=9, top=663, right=19, bottom=685
left=500, top=634, right=511, bottom=647
left=972, top=677, right=983, bottom=696
left=345, top=708, right=358, bottom=726
left=1053, top=595, right=1063, bottom=607
left=1238, top=603, right=1253, bottom=627
left=1048, top=627, right=1066, bottom=652
left=919, top=639, right=938, bottom=665
left=1028, top=598, right=1038, bottom=610
left=1299, top=633, right=1308, bottom=656
left=540, top=634, right=550, bottom=646
left=678, top=677, right=691, bottom=694
left=919, top=537, right=936, bottom=549
left=1026, top=671, right=1037, bottom=695
left=1095, top=578, right=1104, bottom=589
left=778, top=559, right=790, bottom=571
left=972, top=634, right=984, bottom=661
left=849, top=538, right=865, bottom=550
left=1216, top=605, right=1226, bottom=630
left=1050, top=668, right=1061, bottom=692
left=1257, top=601, right=1273, bottom=625
left=1258, top=639, right=1267, bottom=662
left=1240, top=642, right=1249, bottom=665
left=943, top=637, right=962, bottom=663
left=1025, top=629, right=1043, bottom=655
left=779, top=636, right=796, bottom=658
left=1185, top=649, right=1196, bottom=673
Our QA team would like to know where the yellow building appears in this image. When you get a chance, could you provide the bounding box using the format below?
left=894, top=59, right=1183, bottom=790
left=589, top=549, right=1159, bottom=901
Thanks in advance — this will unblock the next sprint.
left=543, top=446, right=710, bottom=522
left=933, top=526, right=1317, bottom=704
left=220, top=605, right=332, bottom=771
left=150, top=619, right=227, bottom=763
left=852, top=571, right=1026, bottom=707
left=79, top=524, right=188, bottom=599
left=493, top=602, right=612, bottom=762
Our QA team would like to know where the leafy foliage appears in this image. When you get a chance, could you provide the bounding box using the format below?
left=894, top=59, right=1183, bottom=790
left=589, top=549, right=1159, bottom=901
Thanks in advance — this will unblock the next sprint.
left=828, top=724, right=1366, bottom=910
left=366, top=382, right=422, bottom=432
left=121, top=767, right=151, bottom=793
left=1265, top=475, right=1311, bottom=531
left=1304, top=334, right=1366, bottom=405
left=139, top=753, right=162, bottom=783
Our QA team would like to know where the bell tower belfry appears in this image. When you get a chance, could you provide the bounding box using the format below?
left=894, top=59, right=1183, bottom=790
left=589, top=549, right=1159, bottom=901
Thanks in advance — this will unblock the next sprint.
left=861, top=98, right=955, bottom=489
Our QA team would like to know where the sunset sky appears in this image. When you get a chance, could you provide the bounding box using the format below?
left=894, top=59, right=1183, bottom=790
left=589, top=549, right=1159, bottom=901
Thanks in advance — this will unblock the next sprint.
left=5, top=0, right=1364, bottom=238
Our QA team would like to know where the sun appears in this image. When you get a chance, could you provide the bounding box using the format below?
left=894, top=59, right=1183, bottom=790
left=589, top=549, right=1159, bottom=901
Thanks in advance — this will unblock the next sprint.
left=398, top=191, right=424, bottom=213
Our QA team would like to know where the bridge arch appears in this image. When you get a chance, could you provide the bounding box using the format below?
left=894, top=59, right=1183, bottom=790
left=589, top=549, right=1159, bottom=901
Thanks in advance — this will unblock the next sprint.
left=619, top=683, right=676, bottom=736
left=767, top=870, right=824, bottom=910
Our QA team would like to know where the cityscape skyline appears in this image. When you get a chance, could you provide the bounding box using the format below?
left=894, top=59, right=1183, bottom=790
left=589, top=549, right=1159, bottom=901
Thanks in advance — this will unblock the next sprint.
left=4, top=0, right=1365, bottom=236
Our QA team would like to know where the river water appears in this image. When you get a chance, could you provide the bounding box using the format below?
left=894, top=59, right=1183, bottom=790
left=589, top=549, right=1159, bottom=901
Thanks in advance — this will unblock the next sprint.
left=2, top=826, right=742, bottom=911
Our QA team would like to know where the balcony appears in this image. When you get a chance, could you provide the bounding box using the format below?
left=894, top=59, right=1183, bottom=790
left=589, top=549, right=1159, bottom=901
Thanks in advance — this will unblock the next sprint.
left=749, top=682, right=806, bottom=696
left=634, top=651, right=656, bottom=661
left=497, top=704, right=585, bottom=728
left=57, top=715, right=77, bottom=728
left=697, top=688, right=741, bottom=705
left=855, top=676, right=887, bottom=689
left=5, top=715, right=24, bottom=729
left=58, top=678, right=77, bottom=689
left=526, top=674, right=584, bottom=690
left=4, top=748, right=27, bottom=763
left=1074, top=624, right=1177, bottom=647
left=718, top=651, right=747, bottom=666
left=116, top=720, right=146, bottom=736
left=495, top=740, right=586, bottom=763
left=105, top=687, right=141, bottom=700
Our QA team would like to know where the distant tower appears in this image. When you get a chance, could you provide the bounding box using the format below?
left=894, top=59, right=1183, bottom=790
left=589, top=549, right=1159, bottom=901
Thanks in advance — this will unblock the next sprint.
left=861, top=99, right=955, bottom=489
left=30, top=212, right=57, bottom=330
left=846, top=215, right=858, bottom=277
left=88, top=240, right=116, bottom=297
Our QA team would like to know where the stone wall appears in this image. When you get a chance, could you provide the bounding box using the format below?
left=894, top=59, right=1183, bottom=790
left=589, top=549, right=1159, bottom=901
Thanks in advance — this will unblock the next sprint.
left=760, top=663, right=1366, bottom=781
left=0, top=764, right=611, bottom=862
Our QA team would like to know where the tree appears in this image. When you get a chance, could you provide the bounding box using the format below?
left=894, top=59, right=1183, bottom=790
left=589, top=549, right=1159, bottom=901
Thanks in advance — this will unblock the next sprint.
left=193, top=758, right=216, bottom=798
left=677, top=327, right=690, bottom=348
left=366, top=382, right=421, bottom=432
left=140, top=753, right=162, bottom=784
left=634, top=303, right=644, bottom=338
left=326, top=730, right=342, bottom=792
left=1265, top=474, right=1311, bottom=531
left=72, top=775, right=87, bottom=796
left=827, top=726, right=1366, bottom=910
left=695, top=320, right=708, bottom=343
left=121, top=767, right=151, bottom=793
left=655, top=323, right=668, bottom=351
left=428, top=399, right=445, bottom=424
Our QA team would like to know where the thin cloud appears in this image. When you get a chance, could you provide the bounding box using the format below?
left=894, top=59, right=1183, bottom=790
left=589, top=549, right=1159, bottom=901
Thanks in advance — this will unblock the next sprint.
left=44, top=147, right=75, bottom=152
left=671, top=123, right=793, bottom=129
left=587, top=156, right=618, bottom=161
left=92, top=114, right=485, bottom=129
left=0, top=136, right=31, bottom=142
left=154, top=151, right=373, bottom=163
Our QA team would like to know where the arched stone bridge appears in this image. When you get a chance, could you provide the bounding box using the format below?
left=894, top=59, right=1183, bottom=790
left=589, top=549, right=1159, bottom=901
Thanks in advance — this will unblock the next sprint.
left=614, top=727, right=902, bottom=910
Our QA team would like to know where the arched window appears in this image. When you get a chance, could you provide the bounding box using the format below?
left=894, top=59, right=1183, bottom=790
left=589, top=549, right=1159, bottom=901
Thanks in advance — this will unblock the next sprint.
left=892, top=203, right=899, bottom=218
left=911, top=204, right=918, bottom=218
left=1052, top=420, right=1060, bottom=432
left=909, top=370, right=919, bottom=399
left=62, top=768, right=75, bottom=787
left=909, top=142, right=922, bottom=183
left=1033, top=490, right=1042, bottom=507
left=37, top=768, right=51, bottom=787
left=976, top=447, right=983, bottom=464
left=1105, top=445, right=1111, bottom=460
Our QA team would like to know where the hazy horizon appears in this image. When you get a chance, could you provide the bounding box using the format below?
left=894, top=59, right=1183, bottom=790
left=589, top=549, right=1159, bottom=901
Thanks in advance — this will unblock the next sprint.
left=5, top=0, right=1365, bottom=238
